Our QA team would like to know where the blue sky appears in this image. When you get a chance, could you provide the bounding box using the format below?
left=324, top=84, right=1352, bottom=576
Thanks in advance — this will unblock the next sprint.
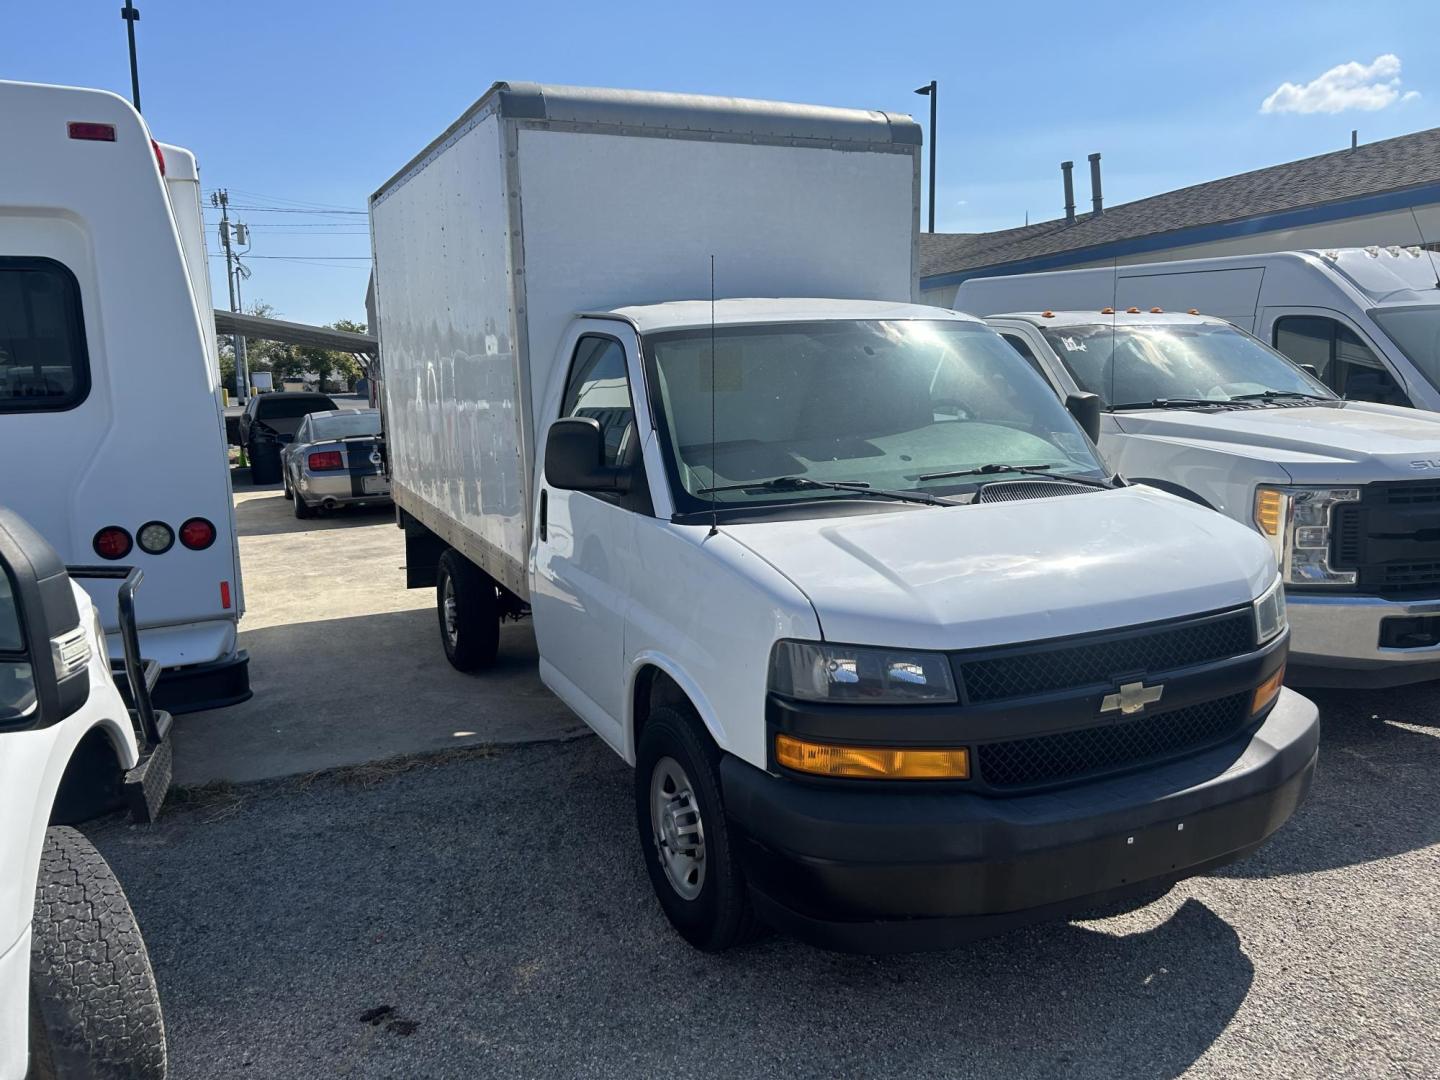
left=4, top=1, right=1439, bottom=325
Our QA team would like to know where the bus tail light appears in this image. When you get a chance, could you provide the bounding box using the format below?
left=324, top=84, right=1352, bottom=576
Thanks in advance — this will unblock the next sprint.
left=93, top=526, right=133, bottom=560
left=136, top=521, right=174, bottom=554
left=179, top=517, right=217, bottom=550
left=220, top=581, right=232, bottom=610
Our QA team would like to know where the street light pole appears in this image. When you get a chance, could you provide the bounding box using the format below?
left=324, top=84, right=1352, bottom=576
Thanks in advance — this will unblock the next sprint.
left=913, top=81, right=937, bottom=233
left=120, top=2, right=142, bottom=112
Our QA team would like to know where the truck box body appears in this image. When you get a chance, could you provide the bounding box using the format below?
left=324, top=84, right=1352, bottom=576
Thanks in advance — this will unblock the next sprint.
left=369, top=82, right=921, bottom=599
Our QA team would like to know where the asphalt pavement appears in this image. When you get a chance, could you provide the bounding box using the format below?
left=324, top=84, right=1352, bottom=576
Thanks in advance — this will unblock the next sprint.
left=94, top=680, right=1440, bottom=1080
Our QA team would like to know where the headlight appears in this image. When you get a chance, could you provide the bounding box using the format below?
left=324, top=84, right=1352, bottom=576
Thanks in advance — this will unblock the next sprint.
left=1252, top=575, right=1287, bottom=645
left=768, top=640, right=957, bottom=704
left=1253, top=485, right=1360, bottom=586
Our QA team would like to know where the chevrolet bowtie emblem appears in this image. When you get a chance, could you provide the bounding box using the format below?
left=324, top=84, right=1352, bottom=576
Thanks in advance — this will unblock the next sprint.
left=1101, top=681, right=1164, bottom=716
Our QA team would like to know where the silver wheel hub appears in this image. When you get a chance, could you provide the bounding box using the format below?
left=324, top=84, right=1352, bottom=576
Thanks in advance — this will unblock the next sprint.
left=650, top=756, right=706, bottom=900
left=442, top=577, right=458, bottom=646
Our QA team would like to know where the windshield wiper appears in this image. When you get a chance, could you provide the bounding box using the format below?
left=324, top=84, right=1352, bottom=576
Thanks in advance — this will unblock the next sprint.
left=696, top=475, right=950, bottom=507
left=916, top=463, right=1114, bottom=489
left=1227, top=390, right=1333, bottom=403
left=1109, top=397, right=1233, bottom=411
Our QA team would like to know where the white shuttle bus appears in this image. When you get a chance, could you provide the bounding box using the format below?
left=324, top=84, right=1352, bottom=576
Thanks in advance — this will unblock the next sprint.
left=0, top=80, right=248, bottom=713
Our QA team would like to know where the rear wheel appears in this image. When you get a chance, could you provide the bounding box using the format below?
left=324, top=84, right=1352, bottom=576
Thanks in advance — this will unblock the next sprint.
left=292, top=492, right=315, bottom=520
left=435, top=550, right=499, bottom=672
left=28, top=827, right=166, bottom=1079
left=635, top=706, right=757, bottom=951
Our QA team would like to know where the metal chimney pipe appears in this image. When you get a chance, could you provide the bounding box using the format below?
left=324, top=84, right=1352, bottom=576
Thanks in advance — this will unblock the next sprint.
left=1061, top=161, right=1076, bottom=224
left=1088, top=152, right=1104, bottom=217
left=1351, top=129, right=1358, bottom=150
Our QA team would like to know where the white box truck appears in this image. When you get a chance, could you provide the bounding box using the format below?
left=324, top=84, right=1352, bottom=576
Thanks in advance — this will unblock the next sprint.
left=371, top=82, right=1318, bottom=952
left=973, top=305, right=1440, bottom=687
left=0, top=80, right=249, bottom=714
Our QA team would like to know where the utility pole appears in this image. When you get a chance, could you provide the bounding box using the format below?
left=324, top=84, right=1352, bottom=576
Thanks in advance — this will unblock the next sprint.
left=211, top=190, right=250, bottom=403
left=120, top=2, right=142, bottom=112
left=913, top=81, right=937, bottom=233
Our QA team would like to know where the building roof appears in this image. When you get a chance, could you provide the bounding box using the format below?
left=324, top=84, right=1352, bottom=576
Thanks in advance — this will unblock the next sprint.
left=921, top=126, right=1440, bottom=285
left=592, top=298, right=982, bottom=332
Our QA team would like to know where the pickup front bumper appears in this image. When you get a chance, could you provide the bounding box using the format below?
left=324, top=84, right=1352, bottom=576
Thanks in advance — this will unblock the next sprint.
left=1288, top=591, right=1440, bottom=686
left=721, top=688, right=1317, bottom=953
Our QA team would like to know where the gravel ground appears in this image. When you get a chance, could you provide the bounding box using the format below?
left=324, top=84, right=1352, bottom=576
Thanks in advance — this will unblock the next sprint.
left=93, top=684, right=1438, bottom=1080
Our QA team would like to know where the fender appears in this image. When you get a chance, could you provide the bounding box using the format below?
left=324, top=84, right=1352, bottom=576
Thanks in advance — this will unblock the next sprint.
left=1129, top=477, right=1218, bottom=510
left=625, top=650, right=726, bottom=766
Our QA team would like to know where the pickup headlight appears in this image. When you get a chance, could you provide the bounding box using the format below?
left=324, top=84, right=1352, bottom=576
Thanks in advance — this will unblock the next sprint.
left=1253, top=485, right=1360, bottom=586
left=769, top=641, right=957, bottom=704
left=1253, top=575, right=1287, bottom=645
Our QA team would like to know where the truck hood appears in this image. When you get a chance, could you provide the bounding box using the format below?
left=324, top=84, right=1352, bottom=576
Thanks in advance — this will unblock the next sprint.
left=722, top=486, right=1273, bottom=651
left=1111, top=402, right=1440, bottom=478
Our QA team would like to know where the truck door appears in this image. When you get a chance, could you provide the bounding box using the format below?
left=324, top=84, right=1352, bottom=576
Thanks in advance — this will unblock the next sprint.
left=531, top=332, right=647, bottom=746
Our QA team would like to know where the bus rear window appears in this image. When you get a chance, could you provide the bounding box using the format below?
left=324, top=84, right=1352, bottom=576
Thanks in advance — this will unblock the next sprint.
left=0, top=258, right=90, bottom=413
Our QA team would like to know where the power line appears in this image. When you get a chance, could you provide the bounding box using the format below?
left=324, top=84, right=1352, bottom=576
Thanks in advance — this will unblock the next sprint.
left=207, top=205, right=367, bottom=215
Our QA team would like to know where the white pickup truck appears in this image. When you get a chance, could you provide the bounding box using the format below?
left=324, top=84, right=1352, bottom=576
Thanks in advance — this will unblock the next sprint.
left=0, top=507, right=168, bottom=1079
left=978, top=307, right=1440, bottom=687
left=371, top=82, right=1318, bottom=952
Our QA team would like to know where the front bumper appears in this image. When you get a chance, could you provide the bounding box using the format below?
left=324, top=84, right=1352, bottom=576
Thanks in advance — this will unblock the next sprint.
left=1287, top=591, right=1440, bottom=686
left=722, top=688, right=1317, bottom=953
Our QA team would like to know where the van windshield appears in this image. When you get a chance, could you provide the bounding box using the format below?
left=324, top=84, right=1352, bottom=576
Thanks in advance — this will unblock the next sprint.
left=1040, top=322, right=1334, bottom=409
left=644, top=319, right=1106, bottom=515
left=1372, top=306, right=1440, bottom=392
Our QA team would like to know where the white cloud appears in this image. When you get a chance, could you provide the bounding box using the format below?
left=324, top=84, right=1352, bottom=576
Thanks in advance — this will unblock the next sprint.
left=1261, top=54, right=1419, bottom=115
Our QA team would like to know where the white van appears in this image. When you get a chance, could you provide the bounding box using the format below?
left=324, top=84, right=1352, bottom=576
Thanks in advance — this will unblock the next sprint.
left=951, top=247, right=1440, bottom=410
left=0, top=80, right=248, bottom=713
left=372, top=82, right=1318, bottom=952
left=979, top=308, right=1440, bottom=687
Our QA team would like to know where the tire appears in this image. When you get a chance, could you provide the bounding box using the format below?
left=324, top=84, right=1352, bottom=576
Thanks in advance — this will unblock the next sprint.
left=293, top=492, right=315, bottom=519
left=635, top=705, right=758, bottom=952
left=281, top=470, right=293, bottom=500
left=28, top=827, right=166, bottom=1080
left=435, top=549, right=499, bottom=672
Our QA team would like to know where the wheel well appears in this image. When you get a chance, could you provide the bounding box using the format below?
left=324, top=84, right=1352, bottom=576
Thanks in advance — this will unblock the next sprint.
left=49, top=726, right=125, bottom=826
left=632, top=665, right=695, bottom=748
left=1130, top=478, right=1216, bottom=510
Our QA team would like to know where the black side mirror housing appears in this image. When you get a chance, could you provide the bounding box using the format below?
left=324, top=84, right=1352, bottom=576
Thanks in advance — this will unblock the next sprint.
left=545, top=418, right=632, bottom=493
left=0, top=507, right=89, bottom=728
left=1065, top=391, right=1103, bottom=444
left=1299, top=363, right=1320, bottom=378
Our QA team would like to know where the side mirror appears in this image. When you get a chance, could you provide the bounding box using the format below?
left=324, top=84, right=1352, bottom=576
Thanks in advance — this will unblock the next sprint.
left=545, top=418, right=632, bottom=493
left=1065, top=391, right=1103, bottom=444
left=1298, top=363, right=1320, bottom=378
left=0, top=507, right=90, bottom=728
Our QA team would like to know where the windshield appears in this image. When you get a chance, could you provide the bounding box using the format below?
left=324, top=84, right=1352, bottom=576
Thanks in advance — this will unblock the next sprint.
left=644, top=319, right=1106, bottom=514
left=1039, top=322, right=1334, bottom=409
left=312, top=412, right=381, bottom=440
left=1372, top=306, right=1440, bottom=393
left=257, top=395, right=337, bottom=420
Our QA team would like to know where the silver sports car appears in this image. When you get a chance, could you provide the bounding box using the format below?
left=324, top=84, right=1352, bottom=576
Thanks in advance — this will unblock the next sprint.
left=280, top=409, right=390, bottom=519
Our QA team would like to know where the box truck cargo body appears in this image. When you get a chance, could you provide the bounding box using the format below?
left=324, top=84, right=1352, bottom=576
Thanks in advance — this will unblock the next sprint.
left=372, top=83, right=1316, bottom=953
left=370, top=82, right=920, bottom=599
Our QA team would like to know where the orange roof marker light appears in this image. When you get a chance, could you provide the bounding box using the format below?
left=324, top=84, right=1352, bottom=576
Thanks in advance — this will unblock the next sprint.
left=1150, top=307, right=1163, bottom=313
left=1126, top=306, right=1141, bottom=314
left=1100, top=307, right=1115, bottom=315
left=1188, top=308, right=1200, bottom=315
left=1041, top=310, right=1055, bottom=318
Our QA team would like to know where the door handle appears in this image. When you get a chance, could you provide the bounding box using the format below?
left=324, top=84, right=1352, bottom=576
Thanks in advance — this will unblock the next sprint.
left=539, top=489, right=548, bottom=542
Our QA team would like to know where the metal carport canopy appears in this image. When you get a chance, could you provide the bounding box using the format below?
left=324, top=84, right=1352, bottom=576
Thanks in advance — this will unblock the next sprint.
left=212, top=310, right=376, bottom=355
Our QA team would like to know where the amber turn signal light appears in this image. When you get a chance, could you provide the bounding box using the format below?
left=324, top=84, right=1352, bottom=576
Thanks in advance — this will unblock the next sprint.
left=776, top=734, right=970, bottom=780
left=1255, top=488, right=1285, bottom=536
left=1252, top=665, right=1285, bottom=715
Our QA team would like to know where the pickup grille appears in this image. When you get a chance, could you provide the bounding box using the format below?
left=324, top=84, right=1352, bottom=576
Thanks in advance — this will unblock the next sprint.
left=977, top=692, right=1251, bottom=789
left=1330, top=482, right=1440, bottom=595
left=956, top=609, right=1254, bottom=703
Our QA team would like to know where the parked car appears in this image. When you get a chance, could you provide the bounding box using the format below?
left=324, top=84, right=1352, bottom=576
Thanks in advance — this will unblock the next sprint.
left=0, top=506, right=170, bottom=1079
left=372, top=82, right=1318, bottom=953
left=280, top=408, right=390, bottom=518
left=1, top=79, right=249, bottom=715
left=237, top=391, right=338, bottom=485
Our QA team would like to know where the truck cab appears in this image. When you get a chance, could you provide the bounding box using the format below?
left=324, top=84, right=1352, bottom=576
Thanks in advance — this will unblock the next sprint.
left=371, top=82, right=1318, bottom=952
left=986, top=309, right=1440, bottom=686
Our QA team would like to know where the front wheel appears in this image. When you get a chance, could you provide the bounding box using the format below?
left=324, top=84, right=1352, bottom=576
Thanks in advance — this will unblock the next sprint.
left=435, top=550, right=499, bottom=672
left=635, top=706, right=757, bottom=951
left=28, top=827, right=166, bottom=1079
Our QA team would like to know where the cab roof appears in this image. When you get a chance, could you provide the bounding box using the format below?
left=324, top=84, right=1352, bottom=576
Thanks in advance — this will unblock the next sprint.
left=987, top=310, right=1230, bottom=330
left=586, top=298, right=981, bottom=334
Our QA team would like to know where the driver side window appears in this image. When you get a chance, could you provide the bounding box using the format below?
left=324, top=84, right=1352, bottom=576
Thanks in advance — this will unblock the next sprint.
left=560, top=336, right=637, bottom=471
left=1274, top=316, right=1410, bottom=406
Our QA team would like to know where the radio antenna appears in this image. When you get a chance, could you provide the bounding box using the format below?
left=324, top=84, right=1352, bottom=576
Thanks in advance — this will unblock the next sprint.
left=708, top=254, right=719, bottom=537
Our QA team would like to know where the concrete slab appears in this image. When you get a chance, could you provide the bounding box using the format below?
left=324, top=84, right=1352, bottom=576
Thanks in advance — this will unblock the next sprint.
left=172, top=477, right=585, bottom=785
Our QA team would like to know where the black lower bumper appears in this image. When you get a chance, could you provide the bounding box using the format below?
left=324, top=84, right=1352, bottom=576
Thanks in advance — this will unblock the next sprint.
left=722, top=688, right=1318, bottom=953
left=152, top=650, right=252, bottom=714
